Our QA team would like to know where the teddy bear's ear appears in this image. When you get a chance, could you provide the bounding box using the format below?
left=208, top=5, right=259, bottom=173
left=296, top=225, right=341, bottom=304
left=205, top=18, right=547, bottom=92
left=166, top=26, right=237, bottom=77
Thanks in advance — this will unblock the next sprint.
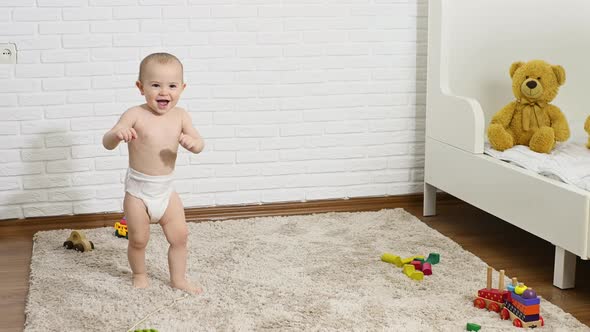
left=509, top=61, right=524, bottom=78
left=552, top=65, right=566, bottom=86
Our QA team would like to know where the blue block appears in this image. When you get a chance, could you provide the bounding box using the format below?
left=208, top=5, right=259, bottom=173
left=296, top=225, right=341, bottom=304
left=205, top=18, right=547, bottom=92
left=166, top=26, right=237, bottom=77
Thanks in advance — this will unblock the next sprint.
left=511, top=292, right=540, bottom=306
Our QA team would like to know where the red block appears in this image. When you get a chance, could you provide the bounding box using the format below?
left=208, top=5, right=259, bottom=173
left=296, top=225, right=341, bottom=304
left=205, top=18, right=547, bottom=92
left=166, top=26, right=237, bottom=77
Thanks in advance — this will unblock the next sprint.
left=422, top=262, right=432, bottom=275
left=411, top=260, right=422, bottom=271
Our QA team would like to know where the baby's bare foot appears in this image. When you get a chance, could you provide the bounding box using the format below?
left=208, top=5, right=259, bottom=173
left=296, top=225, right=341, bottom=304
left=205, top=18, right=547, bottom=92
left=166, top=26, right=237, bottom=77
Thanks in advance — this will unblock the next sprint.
left=132, top=273, right=149, bottom=289
left=171, top=279, right=203, bottom=295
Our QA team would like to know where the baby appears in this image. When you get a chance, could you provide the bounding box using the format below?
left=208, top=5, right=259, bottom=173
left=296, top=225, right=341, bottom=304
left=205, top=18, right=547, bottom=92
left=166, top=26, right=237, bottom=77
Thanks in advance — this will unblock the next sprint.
left=103, top=53, right=204, bottom=294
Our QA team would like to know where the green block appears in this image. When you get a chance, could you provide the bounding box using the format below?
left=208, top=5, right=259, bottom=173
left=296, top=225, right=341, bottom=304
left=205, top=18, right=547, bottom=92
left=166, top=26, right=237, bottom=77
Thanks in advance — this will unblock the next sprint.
left=466, top=323, right=481, bottom=331
left=426, top=253, right=440, bottom=265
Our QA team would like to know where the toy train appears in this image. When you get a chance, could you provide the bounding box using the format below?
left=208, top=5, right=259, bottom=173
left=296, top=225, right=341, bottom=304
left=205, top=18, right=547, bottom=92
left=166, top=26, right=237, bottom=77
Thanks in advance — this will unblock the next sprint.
left=474, top=266, right=544, bottom=328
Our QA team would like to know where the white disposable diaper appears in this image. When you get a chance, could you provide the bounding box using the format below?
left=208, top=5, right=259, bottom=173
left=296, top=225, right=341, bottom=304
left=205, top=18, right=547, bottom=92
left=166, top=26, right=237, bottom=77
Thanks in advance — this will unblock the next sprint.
left=125, top=167, right=174, bottom=224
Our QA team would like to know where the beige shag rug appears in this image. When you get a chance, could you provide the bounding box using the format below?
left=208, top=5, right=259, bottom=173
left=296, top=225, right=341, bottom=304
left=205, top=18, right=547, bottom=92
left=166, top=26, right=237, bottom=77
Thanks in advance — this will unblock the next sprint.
left=25, top=209, right=588, bottom=331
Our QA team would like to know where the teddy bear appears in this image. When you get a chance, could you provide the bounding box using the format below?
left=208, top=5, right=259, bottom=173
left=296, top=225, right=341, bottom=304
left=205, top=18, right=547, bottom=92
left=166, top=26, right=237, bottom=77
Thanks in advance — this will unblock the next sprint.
left=487, top=60, right=570, bottom=153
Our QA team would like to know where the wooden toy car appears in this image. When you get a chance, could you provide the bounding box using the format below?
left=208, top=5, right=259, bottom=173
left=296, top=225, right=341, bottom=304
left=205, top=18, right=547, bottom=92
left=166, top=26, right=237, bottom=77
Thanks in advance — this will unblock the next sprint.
left=63, top=230, right=94, bottom=252
left=114, top=217, right=128, bottom=239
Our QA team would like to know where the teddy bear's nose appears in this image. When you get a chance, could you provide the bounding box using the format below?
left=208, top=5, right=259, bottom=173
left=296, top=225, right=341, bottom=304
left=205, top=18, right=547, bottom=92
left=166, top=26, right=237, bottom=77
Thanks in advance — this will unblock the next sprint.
left=526, top=80, right=537, bottom=89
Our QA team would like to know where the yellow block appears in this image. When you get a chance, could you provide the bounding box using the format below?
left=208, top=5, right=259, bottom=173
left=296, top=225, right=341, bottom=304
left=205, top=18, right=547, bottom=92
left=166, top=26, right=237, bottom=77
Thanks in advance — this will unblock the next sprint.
left=403, top=264, right=424, bottom=281
left=381, top=253, right=402, bottom=267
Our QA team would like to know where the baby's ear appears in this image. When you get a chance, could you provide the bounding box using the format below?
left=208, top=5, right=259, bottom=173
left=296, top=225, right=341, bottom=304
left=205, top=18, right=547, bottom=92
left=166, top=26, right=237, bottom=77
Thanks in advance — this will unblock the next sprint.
left=135, top=80, right=145, bottom=95
left=552, top=65, right=566, bottom=86
left=509, top=61, right=524, bottom=78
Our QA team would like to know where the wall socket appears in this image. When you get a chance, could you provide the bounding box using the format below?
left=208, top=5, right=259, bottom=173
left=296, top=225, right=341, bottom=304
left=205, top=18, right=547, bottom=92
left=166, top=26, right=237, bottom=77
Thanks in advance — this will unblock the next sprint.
left=0, top=43, right=17, bottom=64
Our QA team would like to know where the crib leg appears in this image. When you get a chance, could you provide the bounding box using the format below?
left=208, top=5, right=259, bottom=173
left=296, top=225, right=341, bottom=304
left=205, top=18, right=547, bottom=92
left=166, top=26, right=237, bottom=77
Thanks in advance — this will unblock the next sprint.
left=553, top=246, right=576, bottom=289
left=423, top=182, right=437, bottom=216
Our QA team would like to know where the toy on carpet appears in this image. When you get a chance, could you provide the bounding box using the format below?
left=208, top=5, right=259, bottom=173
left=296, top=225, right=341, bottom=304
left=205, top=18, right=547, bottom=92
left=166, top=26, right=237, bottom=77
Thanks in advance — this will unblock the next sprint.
left=473, top=266, right=544, bottom=328
left=381, top=252, right=439, bottom=280
left=466, top=322, right=481, bottom=331
left=487, top=60, right=570, bottom=154
left=63, top=230, right=94, bottom=252
left=115, top=216, right=128, bottom=239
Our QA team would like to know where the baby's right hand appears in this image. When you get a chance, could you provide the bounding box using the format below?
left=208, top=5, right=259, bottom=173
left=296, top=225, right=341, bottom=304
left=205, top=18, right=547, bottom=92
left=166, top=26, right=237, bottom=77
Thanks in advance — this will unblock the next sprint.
left=115, top=127, right=137, bottom=143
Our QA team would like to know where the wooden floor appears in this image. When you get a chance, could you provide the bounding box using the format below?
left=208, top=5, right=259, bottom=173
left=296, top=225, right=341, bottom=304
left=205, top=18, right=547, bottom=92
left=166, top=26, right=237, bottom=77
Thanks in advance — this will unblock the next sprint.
left=1, top=197, right=589, bottom=331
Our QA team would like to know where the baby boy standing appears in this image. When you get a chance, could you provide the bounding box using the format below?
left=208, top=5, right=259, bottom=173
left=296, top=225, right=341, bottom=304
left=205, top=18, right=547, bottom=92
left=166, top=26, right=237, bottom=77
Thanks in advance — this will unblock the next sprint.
left=103, top=53, right=204, bottom=294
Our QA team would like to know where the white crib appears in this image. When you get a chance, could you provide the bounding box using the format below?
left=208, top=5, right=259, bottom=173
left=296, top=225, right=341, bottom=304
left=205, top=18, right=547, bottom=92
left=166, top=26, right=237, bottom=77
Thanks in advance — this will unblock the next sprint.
left=424, top=0, right=590, bottom=289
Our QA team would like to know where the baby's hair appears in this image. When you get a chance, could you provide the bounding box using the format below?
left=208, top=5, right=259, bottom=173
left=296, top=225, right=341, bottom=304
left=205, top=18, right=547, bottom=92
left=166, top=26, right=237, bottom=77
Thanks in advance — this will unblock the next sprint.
left=138, top=52, right=184, bottom=82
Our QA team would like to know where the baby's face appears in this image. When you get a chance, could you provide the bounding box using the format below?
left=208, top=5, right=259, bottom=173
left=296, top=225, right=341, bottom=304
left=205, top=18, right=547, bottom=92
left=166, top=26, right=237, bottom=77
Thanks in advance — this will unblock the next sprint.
left=136, top=61, right=186, bottom=115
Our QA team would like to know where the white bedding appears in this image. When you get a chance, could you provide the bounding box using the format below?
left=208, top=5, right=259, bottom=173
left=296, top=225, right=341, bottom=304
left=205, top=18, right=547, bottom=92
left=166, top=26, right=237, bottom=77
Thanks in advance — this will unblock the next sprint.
left=484, top=136, right=590, bottom=191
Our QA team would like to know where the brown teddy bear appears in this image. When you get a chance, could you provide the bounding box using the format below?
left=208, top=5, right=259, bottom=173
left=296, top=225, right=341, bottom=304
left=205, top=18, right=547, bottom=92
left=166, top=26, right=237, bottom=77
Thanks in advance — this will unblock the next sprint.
left=487, top=60, right=570, bottom=153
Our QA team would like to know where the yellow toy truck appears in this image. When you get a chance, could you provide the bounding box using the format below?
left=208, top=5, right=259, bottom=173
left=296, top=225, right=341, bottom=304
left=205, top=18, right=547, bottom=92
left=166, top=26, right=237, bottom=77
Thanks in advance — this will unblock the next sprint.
left=114, top=217, right=128, bottom=239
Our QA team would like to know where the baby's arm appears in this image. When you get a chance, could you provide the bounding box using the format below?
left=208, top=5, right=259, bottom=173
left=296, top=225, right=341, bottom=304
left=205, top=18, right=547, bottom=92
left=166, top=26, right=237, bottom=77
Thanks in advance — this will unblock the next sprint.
left=102, top=109, right=138, bottom=150
left=179, top=110, right=204, bottom=154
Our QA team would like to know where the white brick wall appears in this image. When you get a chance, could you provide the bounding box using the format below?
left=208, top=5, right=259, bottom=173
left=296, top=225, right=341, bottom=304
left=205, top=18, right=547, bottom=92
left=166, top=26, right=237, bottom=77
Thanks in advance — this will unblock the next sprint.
left=0, top=0, right=427, bottom=220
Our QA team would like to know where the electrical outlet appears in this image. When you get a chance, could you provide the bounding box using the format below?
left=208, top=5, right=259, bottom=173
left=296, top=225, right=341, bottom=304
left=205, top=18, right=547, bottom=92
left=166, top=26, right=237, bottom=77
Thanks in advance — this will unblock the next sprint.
left=0, top=43, right=16, bottom=64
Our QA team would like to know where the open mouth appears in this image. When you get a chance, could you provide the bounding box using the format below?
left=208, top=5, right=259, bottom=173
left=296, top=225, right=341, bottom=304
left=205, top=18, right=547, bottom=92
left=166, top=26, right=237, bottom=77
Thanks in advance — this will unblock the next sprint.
left=156, top=99, right=170, bottom=108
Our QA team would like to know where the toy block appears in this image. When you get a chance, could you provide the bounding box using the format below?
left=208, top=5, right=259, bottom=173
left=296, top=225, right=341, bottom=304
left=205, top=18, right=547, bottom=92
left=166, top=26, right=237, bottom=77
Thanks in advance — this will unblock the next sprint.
left=410, top=270, right=424, bottom=281
left=403, top=264, right=415, bottom=275
left=422, top=262, right=432, bottom=275
left=512, top=301, right=540, bottom=316
left=466, top=323, right=481, bottom=331
left=425, top=253, right=440, bottom=265
left=478, top=288, right=509, bottom=303
left=381, top=253, right=403, bottom=267
left=505, top=302, right=540, bottom=322
left=511, top=293, right=540, bottom=306
left=401, top=255, right=424, bottom=265
left=403, top=264, right=424, bottom=280
left=411, top=260, right=422, bottom=271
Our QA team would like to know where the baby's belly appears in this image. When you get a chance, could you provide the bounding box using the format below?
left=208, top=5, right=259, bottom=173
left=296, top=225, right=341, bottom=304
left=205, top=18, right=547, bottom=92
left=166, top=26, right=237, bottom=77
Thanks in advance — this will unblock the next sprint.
left=129, top=145, right=178, bottom=176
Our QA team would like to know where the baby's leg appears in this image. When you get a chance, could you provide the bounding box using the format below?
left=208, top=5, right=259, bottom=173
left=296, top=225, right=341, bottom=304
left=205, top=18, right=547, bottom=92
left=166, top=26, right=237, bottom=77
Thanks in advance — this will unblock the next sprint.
left=159, top=192, right=202, bottom=295
left=124, top=193, right=151, bottom=288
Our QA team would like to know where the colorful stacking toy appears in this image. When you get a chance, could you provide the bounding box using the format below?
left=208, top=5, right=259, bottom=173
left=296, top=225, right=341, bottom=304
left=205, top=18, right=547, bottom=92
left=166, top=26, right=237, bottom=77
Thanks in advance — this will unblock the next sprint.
left=474, top=266, right=544, bottom=328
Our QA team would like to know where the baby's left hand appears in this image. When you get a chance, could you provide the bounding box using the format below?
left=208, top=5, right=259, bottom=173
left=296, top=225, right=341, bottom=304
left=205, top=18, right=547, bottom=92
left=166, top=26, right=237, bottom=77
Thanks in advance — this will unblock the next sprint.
left=179, top=133, right=197, bottom=151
